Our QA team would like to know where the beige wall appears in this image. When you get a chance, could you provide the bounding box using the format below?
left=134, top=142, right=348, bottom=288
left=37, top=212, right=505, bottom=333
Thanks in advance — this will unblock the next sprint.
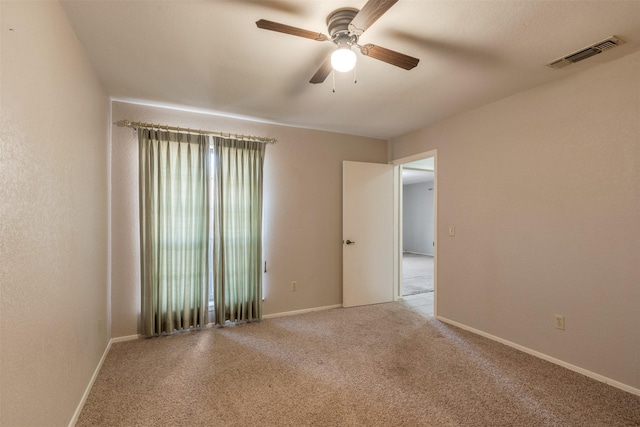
left=3, top=6, right=634, bottom=425
left=110, top=101, right=387, bottom=338
left=0, top=2, right=110, bottom=426
left=392, top=51, right=640, bottom=390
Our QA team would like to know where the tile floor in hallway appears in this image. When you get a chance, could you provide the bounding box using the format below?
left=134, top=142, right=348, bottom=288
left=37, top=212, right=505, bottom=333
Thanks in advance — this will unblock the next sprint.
left=399, top=291, right=434, bottom=317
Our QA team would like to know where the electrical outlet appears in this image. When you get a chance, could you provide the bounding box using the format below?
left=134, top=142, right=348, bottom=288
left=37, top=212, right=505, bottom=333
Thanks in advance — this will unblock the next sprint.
left=291, top=281, right=297, bottom=292
left=555, top=315, right=565, bottom=330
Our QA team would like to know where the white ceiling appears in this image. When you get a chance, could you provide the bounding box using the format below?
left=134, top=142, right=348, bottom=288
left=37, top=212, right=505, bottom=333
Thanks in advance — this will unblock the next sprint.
left=402, top=157, right=434, bottom=184
left=402, top=169, right=434, bottom=185
left=60, top=0, right=640, bottom=140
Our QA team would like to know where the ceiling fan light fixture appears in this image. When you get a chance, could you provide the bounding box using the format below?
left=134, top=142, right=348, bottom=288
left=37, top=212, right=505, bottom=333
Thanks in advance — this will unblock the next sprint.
left=331, top=46, right=357, bottom=72
left=256, top=1, right=419, bottom=84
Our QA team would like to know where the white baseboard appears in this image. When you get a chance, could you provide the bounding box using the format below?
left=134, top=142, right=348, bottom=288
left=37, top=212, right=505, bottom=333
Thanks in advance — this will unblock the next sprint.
left=263, top=304, right=342, bottom=319
left=68, top=307, right=341, bottom=426
left=68, top=339, right=112, bottom=427
left=69, top=334, right=141, bottom=426
left=74, top=311, right=637, bottom=427
left=110, top=334, right=141, bottom=343
left=436, top=315, right=640, bottom=397
left=403, top=251, right=434, bottom=256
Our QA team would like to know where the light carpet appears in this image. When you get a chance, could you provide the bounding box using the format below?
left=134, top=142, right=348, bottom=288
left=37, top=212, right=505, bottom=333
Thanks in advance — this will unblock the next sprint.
left=403, top=253, right=434, bottom=296
left=78, top=303, right=640, bottom=426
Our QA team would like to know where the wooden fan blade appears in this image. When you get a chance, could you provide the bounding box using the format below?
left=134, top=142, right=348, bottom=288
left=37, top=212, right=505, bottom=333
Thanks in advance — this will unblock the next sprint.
left=349, top=0, right=399, bottom=33
left=256, top=19, right=329, bottom=41
left=310, top=57, right=333, bottom=84
left=360, top=44, right=419, bottom=70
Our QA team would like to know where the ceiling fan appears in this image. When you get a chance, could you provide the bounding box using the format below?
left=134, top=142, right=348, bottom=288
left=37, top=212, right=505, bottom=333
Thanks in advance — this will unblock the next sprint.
left=255, top=0, right=419, bottom=84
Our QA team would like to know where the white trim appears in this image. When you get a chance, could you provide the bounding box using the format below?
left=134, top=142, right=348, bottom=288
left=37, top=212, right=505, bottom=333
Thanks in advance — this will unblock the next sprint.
left=393, top=166, right=401, bottom=300
left=436, top=315, right=640, bottom=397
left=68, top=340, right=112, bottom=427
left=262, top=304, right=342, bottom=319
left=391, top=150, right=437, bottom=166
left=403, top=251, right=434, bottom=256
left=392, top=149, right=438, bottom=316
left=107, top=101, right=113, bottom=341
left=110, top=334, right=141, bottom=343
left=69, top=334, right=141, bottom=425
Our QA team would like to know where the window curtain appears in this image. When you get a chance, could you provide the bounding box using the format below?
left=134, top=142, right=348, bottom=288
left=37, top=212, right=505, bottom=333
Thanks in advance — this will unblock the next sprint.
left=212, top=137, right=265, bottom=325
left=138, top=128, right=210, bottom=336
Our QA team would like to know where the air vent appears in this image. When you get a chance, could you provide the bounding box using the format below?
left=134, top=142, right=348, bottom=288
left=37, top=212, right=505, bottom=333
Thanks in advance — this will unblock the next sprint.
left=545, top=36, right=625, bottom=69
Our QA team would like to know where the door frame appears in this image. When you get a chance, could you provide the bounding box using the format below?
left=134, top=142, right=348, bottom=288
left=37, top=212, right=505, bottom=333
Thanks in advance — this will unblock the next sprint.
left=390, top=150, right=438, bottom=316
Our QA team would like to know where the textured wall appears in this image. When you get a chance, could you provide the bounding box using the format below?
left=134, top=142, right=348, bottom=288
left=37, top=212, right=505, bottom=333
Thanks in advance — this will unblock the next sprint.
left=403, top=181, right=435, bottom=255
left=110, top=101, right=387, bottom=338
left=392, top=51, right=640, bottom=390
left=0, top=2, right=110, bottom=425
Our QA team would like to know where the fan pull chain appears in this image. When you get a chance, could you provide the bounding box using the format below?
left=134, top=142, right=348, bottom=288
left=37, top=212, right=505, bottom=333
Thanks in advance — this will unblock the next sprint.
left=354, top=64, right=357, bottom=84
left=332, top=69, right=336, bottom=93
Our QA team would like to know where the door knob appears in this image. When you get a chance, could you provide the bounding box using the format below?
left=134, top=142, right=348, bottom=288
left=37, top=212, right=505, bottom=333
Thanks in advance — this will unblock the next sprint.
left=345, top=240, right=356, bottom=245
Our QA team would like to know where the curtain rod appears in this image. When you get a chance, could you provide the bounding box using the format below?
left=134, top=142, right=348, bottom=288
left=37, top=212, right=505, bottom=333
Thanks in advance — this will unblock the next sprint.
left=120, top=120, right=277, bottom=144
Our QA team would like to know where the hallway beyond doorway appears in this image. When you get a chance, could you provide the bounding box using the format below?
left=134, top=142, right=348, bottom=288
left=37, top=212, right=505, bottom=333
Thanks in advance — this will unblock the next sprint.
left=402, top=253, right=434, bottom=296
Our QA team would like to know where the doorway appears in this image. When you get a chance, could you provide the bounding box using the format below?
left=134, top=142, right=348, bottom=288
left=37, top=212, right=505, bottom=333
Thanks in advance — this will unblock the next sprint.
left=393, top=152, right=437, bottom=317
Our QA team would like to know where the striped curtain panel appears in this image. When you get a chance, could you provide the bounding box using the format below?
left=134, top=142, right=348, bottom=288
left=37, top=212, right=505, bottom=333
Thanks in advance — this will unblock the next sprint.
left=211, top=137, right=265, bottom=325
left=138, top=128, right=210, bottom=336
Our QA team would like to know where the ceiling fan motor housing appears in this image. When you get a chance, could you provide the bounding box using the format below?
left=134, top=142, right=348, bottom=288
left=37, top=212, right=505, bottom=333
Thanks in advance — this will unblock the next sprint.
left=327, top=8, right=359, bottom=41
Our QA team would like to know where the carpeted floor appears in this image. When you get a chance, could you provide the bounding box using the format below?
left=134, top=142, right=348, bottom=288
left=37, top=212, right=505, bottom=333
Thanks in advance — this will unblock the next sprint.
left=77, top=303, right=640, bottom=426
left=403, top=253, right=434, bottom=296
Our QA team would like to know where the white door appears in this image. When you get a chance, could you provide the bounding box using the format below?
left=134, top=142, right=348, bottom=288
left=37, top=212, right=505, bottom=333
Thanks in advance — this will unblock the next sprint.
left=343, top=161, right=394, bottom=307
